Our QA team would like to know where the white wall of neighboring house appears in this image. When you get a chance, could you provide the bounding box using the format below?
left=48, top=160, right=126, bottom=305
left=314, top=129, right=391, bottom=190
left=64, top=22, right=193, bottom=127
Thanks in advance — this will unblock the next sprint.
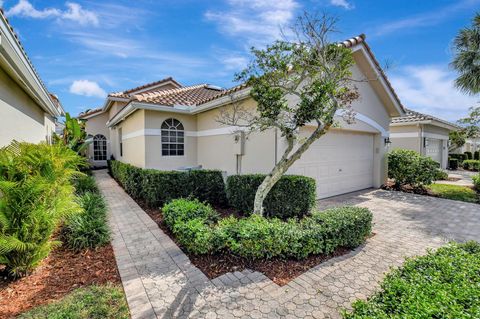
left=0, top=12, right=63, bottom=147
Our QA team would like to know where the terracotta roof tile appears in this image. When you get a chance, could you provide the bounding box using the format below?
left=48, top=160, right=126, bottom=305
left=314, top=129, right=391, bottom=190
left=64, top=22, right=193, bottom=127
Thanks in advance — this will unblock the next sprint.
left=391, top=108, right=460, bottom=128
left=132, top=84, right=227, bottom=106
left=78, top=107, right=103, bottom=119
left=109, top=77, right=182, bottom=98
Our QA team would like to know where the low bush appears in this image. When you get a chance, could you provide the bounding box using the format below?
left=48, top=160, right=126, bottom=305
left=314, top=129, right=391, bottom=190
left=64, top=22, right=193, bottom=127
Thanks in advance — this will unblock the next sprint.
left=343, top=241, right=480, bottom=319
left=463, top=159, right=480, bottom=171
left=72, top=174, right=99, bottom=195
left=449, top=153, right=467, bottom=163
left=18, top=284, right=129, bottom=319
left=464, top=151, right=473, bottom=159
left=108, top=160, right=226, bottom=207
left=473, top=174, right=480, bottom=191
left=434, top=169, right=448, bottom=180
left=162, top=199, right=372, bottom=260
left=226, top=174, right=316, bottom=219
left=62, top=192, right=110, bottom=250
left=387, top=149, right=439, bottom=189
left=475, top=151, right=480, bottom=160
left=0, top=142, right=84, bottom=277
left=448, top=157, right=459, bottom=170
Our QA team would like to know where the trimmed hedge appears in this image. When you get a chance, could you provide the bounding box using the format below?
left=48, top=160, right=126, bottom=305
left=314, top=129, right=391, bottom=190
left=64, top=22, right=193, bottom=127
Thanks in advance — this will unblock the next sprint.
left=162, top=198, right=372, bottom=260
left=473, top=174, right=480, bottom=191
left=464, top=151, right=473, bottom=160
left=344, top=241, right=480, bottom=318
left=108, top=160, right=227, bottom=207
left=475, top=151, right=480, bottom=160
left=449, top=153, right=467, bottom=164
left=226, top=174, right=316, bottom=219
left=463, top=159, right=480, bottom=171
left=448, top=158, right=459, bottom=170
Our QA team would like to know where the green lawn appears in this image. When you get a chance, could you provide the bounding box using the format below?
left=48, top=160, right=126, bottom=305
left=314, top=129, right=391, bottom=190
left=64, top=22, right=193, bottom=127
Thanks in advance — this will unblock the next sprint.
left=18, top=285, right=129, bottom=319
left=427, top=183, right=479, bottom=203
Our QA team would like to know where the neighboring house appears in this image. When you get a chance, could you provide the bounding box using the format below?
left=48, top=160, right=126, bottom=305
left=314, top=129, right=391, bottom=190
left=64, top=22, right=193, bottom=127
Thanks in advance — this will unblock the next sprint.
left=460, top=137, right=480, bottom=154
left=0, top=10, right=64, bottom=147
left=80, top=35, right=405, bottom=199
left=390, top=109, right=460, bottom=169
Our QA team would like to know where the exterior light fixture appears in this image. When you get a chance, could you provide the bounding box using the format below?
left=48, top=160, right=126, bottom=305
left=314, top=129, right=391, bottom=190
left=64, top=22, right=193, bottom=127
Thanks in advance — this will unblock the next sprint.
left=384, top=137, right=392, bottom=146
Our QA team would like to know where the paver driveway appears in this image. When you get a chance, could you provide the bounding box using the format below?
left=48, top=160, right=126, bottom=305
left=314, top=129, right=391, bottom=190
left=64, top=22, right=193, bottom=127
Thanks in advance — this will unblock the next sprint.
left=94, top=170, right=480, bottom=319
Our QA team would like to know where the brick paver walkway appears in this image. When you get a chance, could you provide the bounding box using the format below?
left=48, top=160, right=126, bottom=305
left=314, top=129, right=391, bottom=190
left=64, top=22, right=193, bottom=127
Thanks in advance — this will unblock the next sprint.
left=94, top=170, right=480, bottom=319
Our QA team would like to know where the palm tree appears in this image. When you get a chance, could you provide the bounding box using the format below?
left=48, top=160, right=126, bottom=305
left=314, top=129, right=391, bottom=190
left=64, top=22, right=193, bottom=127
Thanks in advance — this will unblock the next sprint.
left=451, top=13, right=480, bottom=95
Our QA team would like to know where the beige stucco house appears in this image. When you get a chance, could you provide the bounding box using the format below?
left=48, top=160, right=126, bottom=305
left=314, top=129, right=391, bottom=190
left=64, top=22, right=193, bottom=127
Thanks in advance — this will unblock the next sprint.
left=390, top=109, right=460, bottom=169
left=80, top=35, right=405, bottom=199
left=0, top=10, right=64, bottom=147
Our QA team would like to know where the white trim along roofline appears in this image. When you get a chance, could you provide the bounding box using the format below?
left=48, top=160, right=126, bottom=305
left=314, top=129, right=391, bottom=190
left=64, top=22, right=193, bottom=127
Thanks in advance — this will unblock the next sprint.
left=390, top=120, right=460, bottom=131
left=390, top=132, right=449, bottom=140
left=352, top=45, right=404, bottom=117
left=0, top=13, right=63, bottom=117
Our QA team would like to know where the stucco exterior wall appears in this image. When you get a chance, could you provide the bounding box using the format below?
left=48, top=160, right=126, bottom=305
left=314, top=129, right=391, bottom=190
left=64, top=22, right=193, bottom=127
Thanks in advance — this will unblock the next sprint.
left=143, top=110, right=197, bottom=170
left=116, top=109, right=146, bottom=167
left=0, top=66, right=50, bottom=146
left=423, top=124, right=450, bottom=137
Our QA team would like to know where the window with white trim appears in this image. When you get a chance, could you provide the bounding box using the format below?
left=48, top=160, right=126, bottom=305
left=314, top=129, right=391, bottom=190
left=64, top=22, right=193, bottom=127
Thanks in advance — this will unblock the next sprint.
left=161, top=118, right=184, bottom=156
left=93, top=134, right=107, bottom=161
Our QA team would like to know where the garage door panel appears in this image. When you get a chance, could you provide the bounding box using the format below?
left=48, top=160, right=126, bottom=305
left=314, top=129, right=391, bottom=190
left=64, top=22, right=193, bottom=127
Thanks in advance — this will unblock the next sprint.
left=289, top=130, right=374, bottom=199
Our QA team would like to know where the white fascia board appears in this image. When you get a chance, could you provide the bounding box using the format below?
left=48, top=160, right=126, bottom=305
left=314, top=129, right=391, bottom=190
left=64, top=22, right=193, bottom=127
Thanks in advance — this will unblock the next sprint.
left=355, top=45, right=404, bottom=117
left=390, top=120, right=432, bottom=127
left=0, top=16, right=61, bottom=117
left=101, top=96, right=130, bottom=112
left=107, top=102, right=190, bottom=127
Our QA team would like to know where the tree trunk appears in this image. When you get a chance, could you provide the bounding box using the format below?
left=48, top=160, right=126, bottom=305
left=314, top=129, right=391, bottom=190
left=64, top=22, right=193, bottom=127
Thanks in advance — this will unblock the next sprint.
left=252, top=124, right=330, bottom=215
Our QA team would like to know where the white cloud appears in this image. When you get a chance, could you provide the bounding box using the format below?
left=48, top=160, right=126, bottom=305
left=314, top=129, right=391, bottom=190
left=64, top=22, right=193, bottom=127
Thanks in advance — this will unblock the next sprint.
left=389, top=65, right=479, bottom=121
left=205, top=0, right=300, bottom=46
left=373, top=0, right=480, bottom=36
left=69, top=80, right=106, bottom=98
left=6, top=0, right=60, bottom=18
left=330, top=0, right=354, bottom=10
left=5, top=0, right=98, bottom=26
left=61, top=2, right=98, bottom=26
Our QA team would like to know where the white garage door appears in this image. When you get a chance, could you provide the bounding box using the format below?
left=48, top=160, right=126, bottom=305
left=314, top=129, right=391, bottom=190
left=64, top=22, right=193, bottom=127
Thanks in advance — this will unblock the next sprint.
left=288, top=130, right=374, bottom=199
left=425, top=138, right=442, bottom=164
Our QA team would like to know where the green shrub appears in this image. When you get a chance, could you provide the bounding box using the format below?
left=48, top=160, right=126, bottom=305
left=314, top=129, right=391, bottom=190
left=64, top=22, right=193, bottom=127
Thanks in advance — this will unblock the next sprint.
left=344, top=242, right=480, bottom=319
left=464, top=151, right=473, bottom=159
left=449, top=153, right=467, bottom=163
left=72, top=174, right=99, bottom=195
left=387, top=149, right=439, bottom=188
left=62, top=192, right=110, bottom=250
left=161, top=199, right=372, bottom=260
left=109, top=160, right=226, bottom=207
left=475, top=151, right=480, bottom=160
left=0, top=142, right=85, bottom=277
left=462, top=159, right=480, bottom=171
left=162, top=198, right=219, bottom=229
left=226, top=174, right=316, bottom=219
left=473, top=174, right=480, bottom=191
left=18, top=284, right=129, bottom=319
left=448, top=157, right=459, bottom=170
left=434, top=169, right=448, bottom=180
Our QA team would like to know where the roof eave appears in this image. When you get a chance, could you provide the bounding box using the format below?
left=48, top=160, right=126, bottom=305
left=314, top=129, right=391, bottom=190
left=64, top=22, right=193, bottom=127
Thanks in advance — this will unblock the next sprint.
left=0, top=13, right=63, bottom=117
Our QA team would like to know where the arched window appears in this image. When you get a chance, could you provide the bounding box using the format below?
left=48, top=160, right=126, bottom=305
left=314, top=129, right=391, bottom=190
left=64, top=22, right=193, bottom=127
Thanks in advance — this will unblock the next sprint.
left=93, top=134, right=107, bottom=161
left=161, top=118, right=184, bottom=156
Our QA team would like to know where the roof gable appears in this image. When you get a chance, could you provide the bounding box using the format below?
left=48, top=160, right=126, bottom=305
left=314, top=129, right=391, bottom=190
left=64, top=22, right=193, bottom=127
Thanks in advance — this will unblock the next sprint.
left=391, top=108, right=460, bottom=131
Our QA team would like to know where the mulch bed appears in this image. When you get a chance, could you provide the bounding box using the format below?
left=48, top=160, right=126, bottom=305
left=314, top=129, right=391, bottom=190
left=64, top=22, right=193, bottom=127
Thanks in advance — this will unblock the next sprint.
left=140, top=201, right=353, bottom=286
left=0, top=244, right=121, bottom=319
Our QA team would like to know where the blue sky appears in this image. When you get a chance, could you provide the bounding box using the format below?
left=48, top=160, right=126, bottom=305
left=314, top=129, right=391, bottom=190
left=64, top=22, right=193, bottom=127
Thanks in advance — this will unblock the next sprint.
left=1, top=0, right=479, bottom=120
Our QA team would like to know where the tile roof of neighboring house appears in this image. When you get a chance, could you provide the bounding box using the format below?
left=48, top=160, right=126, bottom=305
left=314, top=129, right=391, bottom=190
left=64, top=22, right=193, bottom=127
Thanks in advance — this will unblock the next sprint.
left=0, top=9, right=62, bottom=115
left=78, top=107, right=103, bottom=119
left=391, top=108, right=460, bottom=129
left=109, top=77, right=183, bottom=98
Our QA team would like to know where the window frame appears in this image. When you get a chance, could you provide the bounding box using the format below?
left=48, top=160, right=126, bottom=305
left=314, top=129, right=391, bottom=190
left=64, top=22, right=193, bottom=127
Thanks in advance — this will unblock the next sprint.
left=161, top=118, right=185, bottom=157
left=93, top=134, right=108, bottom=161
